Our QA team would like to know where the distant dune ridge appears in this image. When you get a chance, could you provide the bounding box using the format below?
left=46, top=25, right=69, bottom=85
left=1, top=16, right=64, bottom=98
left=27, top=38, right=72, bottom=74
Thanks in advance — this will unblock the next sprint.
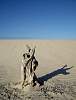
left=0, top=40, right=76, bottom=100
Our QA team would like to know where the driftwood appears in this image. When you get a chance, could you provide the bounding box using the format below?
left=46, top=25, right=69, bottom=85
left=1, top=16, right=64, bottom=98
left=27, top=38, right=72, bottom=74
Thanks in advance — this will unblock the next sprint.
left=21, top=45, right=38, bottom=88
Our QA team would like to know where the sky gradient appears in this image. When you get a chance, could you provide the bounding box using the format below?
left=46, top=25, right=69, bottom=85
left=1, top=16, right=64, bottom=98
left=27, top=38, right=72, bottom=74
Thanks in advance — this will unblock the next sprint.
left=0, top=0, right=76, bottom=39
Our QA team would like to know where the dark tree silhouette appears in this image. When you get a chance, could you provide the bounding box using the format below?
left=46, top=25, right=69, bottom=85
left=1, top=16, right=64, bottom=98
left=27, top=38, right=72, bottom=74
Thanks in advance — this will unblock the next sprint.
left=38, top=65, right=73, bottom=85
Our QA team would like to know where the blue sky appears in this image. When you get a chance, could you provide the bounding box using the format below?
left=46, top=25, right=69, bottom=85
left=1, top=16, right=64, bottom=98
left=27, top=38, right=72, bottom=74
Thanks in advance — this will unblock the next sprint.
left=0, top=0, right=76, bottom=39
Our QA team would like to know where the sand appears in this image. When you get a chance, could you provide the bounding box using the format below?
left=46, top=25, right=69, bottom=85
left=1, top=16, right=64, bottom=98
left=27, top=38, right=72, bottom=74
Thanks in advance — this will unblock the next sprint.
left=0, top=40, right=76, bottom=100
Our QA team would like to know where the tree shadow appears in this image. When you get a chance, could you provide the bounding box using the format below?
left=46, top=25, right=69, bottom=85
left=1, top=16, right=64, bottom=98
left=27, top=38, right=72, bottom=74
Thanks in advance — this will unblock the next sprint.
left=37, top=65, right=73, bottom=85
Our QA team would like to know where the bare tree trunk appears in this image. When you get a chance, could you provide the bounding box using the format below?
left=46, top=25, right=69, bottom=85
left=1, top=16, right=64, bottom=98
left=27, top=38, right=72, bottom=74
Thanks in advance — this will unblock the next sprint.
left=21, top=46, right=38, bottom=88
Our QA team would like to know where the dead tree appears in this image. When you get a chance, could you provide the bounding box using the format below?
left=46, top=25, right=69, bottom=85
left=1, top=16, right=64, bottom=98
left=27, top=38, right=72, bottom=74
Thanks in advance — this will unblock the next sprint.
left=21, top=45, right=38, bottom=88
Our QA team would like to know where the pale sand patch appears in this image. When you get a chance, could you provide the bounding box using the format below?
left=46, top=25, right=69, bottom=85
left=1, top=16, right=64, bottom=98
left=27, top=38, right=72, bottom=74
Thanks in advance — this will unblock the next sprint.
left=0, top=40, right=76, bottom=82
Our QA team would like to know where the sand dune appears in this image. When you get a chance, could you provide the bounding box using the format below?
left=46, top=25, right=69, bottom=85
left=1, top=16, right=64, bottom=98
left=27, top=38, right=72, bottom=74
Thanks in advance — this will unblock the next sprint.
left=0, top=40, right=76, bottom=82
left=0, top=40, right=76, bottom=100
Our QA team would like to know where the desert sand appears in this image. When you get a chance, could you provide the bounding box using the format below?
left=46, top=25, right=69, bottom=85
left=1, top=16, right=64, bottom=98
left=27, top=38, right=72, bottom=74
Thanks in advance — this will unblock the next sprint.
left=0, top=40, right=76, bottom=100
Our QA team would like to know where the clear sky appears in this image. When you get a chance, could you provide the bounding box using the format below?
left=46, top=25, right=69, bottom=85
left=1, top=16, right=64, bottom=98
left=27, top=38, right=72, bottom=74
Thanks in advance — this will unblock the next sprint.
left=0, top=0, right=76, bottom=39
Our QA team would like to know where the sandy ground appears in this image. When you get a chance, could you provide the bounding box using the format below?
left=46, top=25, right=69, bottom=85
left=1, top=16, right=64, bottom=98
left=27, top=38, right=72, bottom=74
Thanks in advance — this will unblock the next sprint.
left=0, top=40, right=76, bottom=100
